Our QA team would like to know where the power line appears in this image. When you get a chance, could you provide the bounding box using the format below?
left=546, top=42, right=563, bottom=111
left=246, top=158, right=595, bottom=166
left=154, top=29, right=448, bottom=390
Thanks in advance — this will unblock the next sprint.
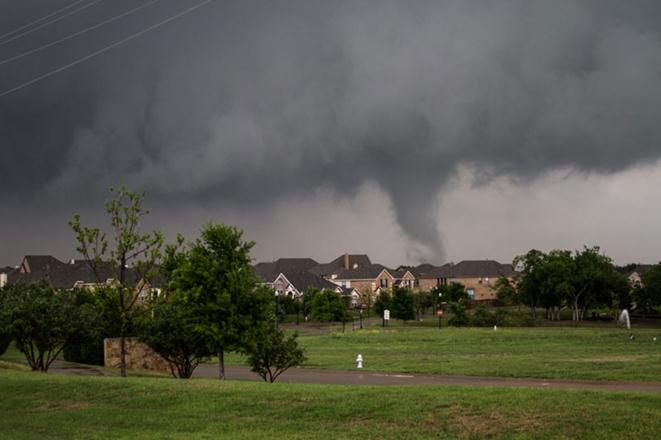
left=0, top=0, right=88, bottom=41
left=0, top=0, right=163, bottom=67
left=0, top=0, right=105, bottom=48
left=0, top=0, right=213, bottom=98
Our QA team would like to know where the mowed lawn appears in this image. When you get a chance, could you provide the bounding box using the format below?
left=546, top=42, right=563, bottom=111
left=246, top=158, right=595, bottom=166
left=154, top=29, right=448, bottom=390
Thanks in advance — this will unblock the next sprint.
left=227, top=327, right=661, bottom=381
left=1, top=369, right=660, bottom=439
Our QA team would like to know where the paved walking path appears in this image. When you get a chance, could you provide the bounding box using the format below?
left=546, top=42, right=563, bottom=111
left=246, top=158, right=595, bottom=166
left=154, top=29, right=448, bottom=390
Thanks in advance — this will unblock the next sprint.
left=192, top=364, right=661, bottom=393
left=41, top=360, right=661, bottom=393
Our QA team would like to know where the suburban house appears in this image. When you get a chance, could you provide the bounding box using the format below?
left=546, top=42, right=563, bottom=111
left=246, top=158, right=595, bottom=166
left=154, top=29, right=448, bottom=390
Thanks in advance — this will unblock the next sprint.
left=2, top=255, right=162, bottom=300
left=254, top=257, right=361, bottom=306
left=625, top=264, right=654, bottom=288
left=418, top=260, right=515, bottom=302
left=253, top=258, right=319, bottom=287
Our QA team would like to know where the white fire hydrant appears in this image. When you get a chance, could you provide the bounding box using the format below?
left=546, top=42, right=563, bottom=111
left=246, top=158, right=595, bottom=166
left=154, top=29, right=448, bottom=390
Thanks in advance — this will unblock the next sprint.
left=356, top=354, right=363, bottom=369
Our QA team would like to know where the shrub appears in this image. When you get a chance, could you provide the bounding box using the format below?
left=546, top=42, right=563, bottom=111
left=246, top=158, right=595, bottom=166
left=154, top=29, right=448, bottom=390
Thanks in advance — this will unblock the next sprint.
left=1, top=282, right=99, bottom=372
left=470, top=304, right=496, bottom=327
left=447, top=301, right=469, bottom=327
left=392, top=288, right=415, bottom=322
left=248, top=322, right=305, bottom=383
left=140, top=299, right=210, bottom=378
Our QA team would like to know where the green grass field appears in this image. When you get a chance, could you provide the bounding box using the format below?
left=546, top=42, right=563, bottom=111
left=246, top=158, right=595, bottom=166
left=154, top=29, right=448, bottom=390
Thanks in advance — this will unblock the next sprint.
left=0, top=368, right=660, bottom=439
left=226, top=326, right=661, bottom=381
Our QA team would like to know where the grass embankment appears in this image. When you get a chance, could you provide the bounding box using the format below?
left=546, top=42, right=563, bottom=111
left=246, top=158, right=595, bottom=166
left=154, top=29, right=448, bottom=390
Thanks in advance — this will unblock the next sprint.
left=225, top=327, right=661, bottom=381
left=0, top=369, right=660, bottom=439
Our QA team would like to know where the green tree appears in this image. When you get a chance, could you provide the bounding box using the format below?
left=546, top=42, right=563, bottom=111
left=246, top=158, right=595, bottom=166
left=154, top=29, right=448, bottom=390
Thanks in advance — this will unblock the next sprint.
left=162, top=224, right=272, bottom=380
left=513, top=250, right=546, bottom=318
left=637, top=263, right=661, bottom=312
left=247, top=321, right=306, bottom=383
left=432, top=282, right=469, bottom=305
left=374, top=289, right=392, bottom=316
left=569, top=246, right=618, bottom=321
left=495, top=276, right=520, bottom=308
left=0, top=282, right=98, bottom=372
left=140, top=297, right=210, bottom=378
left=310, top=289, right=350, bottom=329
left=302, top=287, right=320, bottom=319
left=447, top=301, right=469, bottom=327
left=413, top=291, right=433, bottom=320
left=391, top=287, right=415, bottom=322
left=70, top=187, right=163, bottom=377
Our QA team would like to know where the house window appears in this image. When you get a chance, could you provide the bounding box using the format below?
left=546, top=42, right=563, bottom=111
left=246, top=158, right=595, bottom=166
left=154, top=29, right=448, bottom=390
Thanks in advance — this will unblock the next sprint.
left=380, top=278, right=388, bottom=288
left=467, top=288, right=475, bottom=298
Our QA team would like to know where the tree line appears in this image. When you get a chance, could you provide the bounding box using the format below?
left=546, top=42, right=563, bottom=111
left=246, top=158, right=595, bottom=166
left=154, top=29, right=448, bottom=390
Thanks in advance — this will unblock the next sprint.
left=497, top=247, right=661, bottom=321
left=0, top=188, right=304, bottom=381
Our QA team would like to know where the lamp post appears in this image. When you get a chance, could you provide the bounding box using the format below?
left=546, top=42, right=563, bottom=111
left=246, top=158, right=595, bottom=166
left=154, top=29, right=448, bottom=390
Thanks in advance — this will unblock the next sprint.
left=438, top=292, right=443, bottom=329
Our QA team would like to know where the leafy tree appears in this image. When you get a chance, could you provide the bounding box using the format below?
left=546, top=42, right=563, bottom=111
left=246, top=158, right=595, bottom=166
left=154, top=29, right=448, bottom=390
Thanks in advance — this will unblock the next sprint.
left=302, top=287, right=320, bottom=318
left=140, top=298, right=210, bottom=378
left=0, top=282, right=98, bottom=372
left=70, top=187, right=163, bottom=377
left=637, top=263, right=661, bottom=312
left=162, top=224, right=272, bottom=380
left=569, top=247, right=618, bottom=321
left=470, top=304, right=496, bottom=327
left=513, top=250, right=546, bottom=318
left=432, top=282, right=469, bottom=304
left=310, top=289, right=350, bottom=329
left=447, top=301, right=469, bottom=327
left=495, top=276, right=520, bottom=309
left=275, top=295, right=299, bottom=322
left=63, top=286, right=148, bottom=365
left=374, top=289, right=392, bottom=316
left=413, top=291, right=433, bottom=320
left=391, top=287, right=415, bottom=322
left=247, top=321, right=305, bottom=383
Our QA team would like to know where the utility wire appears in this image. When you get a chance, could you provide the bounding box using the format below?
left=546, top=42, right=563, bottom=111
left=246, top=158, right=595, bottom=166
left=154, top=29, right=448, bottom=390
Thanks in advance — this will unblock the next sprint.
left=0, top=0, right=88, bottom=41
left=0, top=0, right=213, bottom=98
left=0, top=0, right=105, bottom=48
left=0, top=0, right=163, bottom=67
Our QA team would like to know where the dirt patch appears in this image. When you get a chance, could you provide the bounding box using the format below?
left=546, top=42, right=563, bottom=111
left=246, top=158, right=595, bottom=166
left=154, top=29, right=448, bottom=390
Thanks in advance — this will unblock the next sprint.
left=447, top=405, right=550, bottom=437
left=38, top=400, right=93, bottom=411
left=570, top=355, right=648, bottom=363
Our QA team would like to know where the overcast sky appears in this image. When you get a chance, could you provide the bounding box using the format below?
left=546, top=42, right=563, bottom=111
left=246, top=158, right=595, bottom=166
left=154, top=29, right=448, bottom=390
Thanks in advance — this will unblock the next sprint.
left=1, top=0, right=661, bottom=268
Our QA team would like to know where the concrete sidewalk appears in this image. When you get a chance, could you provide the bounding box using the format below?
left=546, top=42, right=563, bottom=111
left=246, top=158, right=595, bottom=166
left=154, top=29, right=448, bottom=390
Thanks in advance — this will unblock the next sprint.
left=193, top=364, right=661, bottom=393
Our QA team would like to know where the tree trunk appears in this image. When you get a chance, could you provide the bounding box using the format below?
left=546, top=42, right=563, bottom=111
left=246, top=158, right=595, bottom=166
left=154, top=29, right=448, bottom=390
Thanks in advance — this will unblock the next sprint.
left=120, top=333, right=127, bottom=377
left=218, top=349, right=225, bottom=380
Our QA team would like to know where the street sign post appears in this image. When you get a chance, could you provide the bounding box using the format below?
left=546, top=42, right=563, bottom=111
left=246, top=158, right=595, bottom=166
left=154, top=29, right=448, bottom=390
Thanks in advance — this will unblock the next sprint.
left=383, top=309, right=390, bottom=327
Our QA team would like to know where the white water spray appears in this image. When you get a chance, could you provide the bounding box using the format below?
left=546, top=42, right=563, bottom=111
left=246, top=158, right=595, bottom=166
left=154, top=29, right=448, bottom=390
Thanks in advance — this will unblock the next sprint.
left=618, top=309, right=631, bottom=330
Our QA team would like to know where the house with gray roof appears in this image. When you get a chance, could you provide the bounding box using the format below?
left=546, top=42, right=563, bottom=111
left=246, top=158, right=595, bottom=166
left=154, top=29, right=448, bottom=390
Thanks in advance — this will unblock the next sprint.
left=418, top=260, right=515, bottom=302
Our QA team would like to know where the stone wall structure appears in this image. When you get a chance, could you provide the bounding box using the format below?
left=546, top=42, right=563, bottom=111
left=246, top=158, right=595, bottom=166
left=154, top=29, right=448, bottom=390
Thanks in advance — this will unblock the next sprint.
left=104, top=337, right=172, bottom=374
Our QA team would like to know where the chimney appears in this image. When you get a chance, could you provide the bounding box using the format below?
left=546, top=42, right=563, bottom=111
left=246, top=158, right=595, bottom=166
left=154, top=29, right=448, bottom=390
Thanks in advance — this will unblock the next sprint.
left=343, top=254, right=350, bottom=270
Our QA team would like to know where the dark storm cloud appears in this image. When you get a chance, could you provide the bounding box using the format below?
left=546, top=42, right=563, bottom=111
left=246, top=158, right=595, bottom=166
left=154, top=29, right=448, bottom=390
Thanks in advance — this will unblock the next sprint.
left=1, top=0, right=661, bottom=261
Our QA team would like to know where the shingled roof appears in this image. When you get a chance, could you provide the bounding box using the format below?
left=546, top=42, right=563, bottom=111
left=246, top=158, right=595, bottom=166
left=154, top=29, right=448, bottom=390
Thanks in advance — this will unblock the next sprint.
left=421, top=260, right=514, bottom=279
left=277, top=270, right=339, bottom=293
left=309, top=254, right=372, bottom=276
left=7, top=256, right=157, bottom=290
left=253, top=258, right=319, bottom=283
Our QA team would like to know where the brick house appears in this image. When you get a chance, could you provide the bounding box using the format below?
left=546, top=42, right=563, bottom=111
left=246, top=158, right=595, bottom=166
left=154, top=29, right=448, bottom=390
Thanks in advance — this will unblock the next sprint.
left=418, top=260, right=515, bottom=301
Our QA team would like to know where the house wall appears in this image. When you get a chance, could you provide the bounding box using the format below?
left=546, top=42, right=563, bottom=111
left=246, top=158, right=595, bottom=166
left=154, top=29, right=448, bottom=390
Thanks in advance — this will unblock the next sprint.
left=418, top=276, right=506, bottom=301
left=418, top=278, right=441, bottom=292
left=451, top=277, right=498, bottom=301
left=338, top=271, right=394, bottom=298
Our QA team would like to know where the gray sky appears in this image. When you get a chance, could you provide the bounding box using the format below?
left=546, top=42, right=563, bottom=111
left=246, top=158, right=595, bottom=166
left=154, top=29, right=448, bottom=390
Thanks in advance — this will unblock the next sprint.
left=1, top=0, right=661, bottom=267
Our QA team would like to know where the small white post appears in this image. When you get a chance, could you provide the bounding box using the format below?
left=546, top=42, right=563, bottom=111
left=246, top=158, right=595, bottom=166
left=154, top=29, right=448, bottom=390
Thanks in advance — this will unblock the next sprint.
left=356, top=354, right=363, bottom=369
